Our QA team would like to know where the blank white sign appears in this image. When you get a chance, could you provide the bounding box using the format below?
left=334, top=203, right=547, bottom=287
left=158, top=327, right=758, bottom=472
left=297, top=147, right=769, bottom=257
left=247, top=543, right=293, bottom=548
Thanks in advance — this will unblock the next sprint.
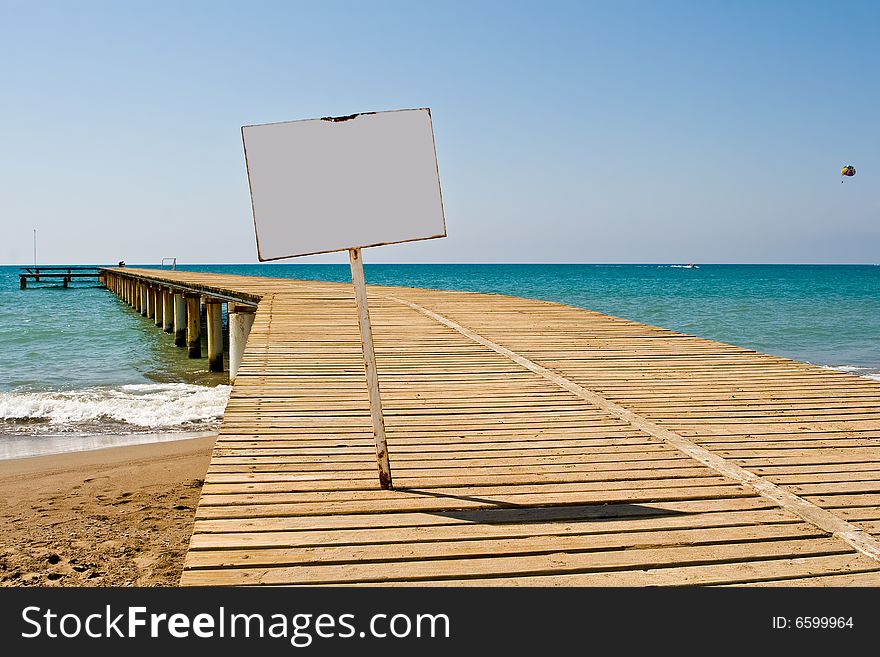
left=242, top=108, right=446, bottom=260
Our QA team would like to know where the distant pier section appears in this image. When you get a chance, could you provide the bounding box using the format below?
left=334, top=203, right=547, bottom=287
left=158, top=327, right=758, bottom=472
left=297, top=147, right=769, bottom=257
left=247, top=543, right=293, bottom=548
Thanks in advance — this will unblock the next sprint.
left=19, top=266, right=105, bottom=289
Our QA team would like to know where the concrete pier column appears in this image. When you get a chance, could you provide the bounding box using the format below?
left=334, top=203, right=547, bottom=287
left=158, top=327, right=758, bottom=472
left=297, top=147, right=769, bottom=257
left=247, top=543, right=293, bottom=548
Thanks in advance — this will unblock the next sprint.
left=140, top=284, right=148, bottom=316
left=185, top=294, right=202, bottom=359
left=162, top=290, right=174, bottom=333
left=205, top=299, right=224, bottom=373
left=144, top=285, right=153, bottom=318
left=153, top=288, right=163, bottom=327
left=228, top=304, right=255, bottom=382
left=173, top=293, right=187, bottom=347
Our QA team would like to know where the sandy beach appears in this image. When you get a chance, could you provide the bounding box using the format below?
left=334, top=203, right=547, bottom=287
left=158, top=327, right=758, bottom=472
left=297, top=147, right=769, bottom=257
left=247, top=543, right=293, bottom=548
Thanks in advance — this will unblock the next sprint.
left=0, top=435, right=215, bottom=587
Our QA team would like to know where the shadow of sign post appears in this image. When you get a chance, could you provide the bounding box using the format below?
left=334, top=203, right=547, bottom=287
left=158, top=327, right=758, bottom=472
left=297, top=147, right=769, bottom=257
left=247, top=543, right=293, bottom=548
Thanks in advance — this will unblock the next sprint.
left=241, top=108, right=447, bottom=489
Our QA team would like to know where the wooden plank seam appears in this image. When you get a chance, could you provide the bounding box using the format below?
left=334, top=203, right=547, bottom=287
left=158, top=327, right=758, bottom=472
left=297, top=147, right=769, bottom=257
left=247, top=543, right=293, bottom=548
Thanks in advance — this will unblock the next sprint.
left=390, top=296, right=880, bottom=563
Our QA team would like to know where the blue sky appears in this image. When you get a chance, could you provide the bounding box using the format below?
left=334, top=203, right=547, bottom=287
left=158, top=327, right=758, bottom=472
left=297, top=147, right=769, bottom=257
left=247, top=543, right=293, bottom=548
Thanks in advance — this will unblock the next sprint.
left=1, top=0, right=877, bottom=264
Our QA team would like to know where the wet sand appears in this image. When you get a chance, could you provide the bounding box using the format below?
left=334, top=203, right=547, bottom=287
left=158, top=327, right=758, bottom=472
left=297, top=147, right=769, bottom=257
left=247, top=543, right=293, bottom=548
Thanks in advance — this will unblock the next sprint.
left=0, top=435, right=215, bottom=586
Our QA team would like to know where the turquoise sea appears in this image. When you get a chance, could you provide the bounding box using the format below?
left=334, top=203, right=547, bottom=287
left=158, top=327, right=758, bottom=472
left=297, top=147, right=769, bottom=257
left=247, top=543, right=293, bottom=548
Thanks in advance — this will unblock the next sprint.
left=1, top=264, right=878, bottom=456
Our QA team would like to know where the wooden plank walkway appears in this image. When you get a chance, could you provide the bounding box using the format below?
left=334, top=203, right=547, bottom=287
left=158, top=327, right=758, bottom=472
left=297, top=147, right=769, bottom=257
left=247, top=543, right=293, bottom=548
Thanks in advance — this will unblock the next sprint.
left=107, top=268, right=880, bottom=586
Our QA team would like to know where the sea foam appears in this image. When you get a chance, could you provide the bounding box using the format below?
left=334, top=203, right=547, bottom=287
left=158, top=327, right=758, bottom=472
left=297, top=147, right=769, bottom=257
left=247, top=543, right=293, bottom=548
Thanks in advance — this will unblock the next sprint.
left=824, top=365, right=880, bottom=383
left=0, top=383, right=231, bottom=433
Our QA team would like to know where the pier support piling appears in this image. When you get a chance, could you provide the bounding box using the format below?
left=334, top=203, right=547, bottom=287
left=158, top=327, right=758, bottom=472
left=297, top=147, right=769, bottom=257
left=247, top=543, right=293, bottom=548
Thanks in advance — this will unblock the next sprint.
left=140, top=284, right=148, bottom=317
left=173, top=293, right=187, bottom=347
left=145, top=285, right=154, bottom=318
left=153, top=288, right=162, bottom=326
left=206, top=299, right=224, bottom=373
left=162, top=290, right=173, bottom=332
left=228, top=304, right=255, bottom=382
left=185, top=294, right=202, bottom=359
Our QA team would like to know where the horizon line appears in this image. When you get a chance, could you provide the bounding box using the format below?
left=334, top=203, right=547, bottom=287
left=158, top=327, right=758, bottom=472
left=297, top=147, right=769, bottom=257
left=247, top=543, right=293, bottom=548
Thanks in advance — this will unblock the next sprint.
left=2, top=262, right=878, bottom=267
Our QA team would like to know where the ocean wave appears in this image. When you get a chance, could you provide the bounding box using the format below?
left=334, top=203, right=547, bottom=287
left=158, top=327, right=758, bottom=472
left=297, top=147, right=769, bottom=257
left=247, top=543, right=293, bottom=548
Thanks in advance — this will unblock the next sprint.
left=0, top=383, right=231, bottom=433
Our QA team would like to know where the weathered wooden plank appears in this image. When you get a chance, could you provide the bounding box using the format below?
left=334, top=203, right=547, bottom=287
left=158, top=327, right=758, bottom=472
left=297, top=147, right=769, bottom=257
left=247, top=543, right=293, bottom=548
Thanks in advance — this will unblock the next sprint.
left=190, top=497, right=781, bottom=534
left=185, top=523, right=827, bottom=569
left=180, top=537, right=851, bottom=585
left=341, top=554, right=880, bottom=587
left=193, top=485, right=757, bottom=519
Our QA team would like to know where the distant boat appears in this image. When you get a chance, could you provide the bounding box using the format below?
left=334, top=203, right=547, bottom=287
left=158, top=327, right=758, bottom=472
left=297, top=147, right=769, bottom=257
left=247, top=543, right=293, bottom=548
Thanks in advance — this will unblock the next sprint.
left=670, top=264, right=699, bottom=269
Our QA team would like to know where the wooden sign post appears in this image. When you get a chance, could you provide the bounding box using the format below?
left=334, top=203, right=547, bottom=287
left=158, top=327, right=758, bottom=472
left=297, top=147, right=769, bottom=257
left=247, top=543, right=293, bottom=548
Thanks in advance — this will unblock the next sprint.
left=348, top=247, right=392, bottom=488
left=242, top=108, right=446, bottom=489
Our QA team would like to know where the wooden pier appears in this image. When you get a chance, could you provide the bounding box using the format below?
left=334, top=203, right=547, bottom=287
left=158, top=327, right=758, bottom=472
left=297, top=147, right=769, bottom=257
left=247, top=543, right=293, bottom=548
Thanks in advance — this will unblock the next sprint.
left=100, top=268, right=880, bottom=586
left=19, top=266, right=104, bottom=289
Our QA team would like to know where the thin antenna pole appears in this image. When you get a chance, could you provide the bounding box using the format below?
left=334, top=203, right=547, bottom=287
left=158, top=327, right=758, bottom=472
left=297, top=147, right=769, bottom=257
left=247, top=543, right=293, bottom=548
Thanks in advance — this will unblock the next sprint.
left=33, top=229, right=37, bottom=268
